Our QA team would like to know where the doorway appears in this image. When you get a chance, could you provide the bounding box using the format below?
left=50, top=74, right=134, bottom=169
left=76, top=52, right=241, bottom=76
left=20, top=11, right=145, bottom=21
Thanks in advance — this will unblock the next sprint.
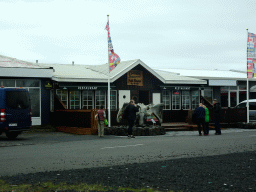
left=139, top=91, right=149, bottom=105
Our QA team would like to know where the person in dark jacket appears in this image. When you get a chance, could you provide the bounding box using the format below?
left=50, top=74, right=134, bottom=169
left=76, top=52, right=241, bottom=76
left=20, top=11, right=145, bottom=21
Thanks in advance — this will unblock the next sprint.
left=124, top=100, right=139, bottom=138
left=213, top=99, right=221, bottom=135
left=193, top=103, right=205, bottom=136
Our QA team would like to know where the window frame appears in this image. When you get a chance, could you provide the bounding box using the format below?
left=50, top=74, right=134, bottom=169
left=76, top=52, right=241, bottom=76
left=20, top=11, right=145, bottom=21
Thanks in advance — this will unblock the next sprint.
left=172, top=90, right=181, bottom=110
left=82, top=90, right=94, bottom=110
left=162, top=90, right=171, bottom=110
left=182, top=90, right=190, bottom=110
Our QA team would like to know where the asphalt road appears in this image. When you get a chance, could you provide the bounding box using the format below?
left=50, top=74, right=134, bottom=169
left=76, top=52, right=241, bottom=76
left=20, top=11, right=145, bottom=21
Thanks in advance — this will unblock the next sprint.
left=1, top=128, right=256, bottom=177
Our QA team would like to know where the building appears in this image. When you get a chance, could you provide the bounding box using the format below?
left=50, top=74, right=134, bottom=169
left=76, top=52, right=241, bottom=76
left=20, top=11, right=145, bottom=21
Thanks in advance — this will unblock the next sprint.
left=159, top=68, right=256, bottom=108
left=0, top=55, right=53, bottom=125
left=39, top=59, right=207, bottom=124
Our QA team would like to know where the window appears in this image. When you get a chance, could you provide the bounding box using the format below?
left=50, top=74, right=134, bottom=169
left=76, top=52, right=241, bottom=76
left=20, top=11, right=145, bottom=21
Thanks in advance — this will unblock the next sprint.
left=249, top=102, right=256, bottom=110
left=172, top=91, right=180, bottom=110
left=239, top=85, right=246, bottom=103
left=29, top=88, right=40, bottom=117
left=162, top=91, right=170, bottom=109
left=56, top=90, right=68, bottom=108
left=82, top=91, right=94, bottom=109
left=0, top=79, right=15, bottom=87
left=221, top=86, right=246, bottom=107
left=182, top=91, right=190, bottom=110
left=204, top=88, right=213, bottom=103
left=16, top=80, right=39, bottom=87
left=221, top=87, right=228, bottom=108
left=70, top=91, right=80, bottom=109
left=191, top=90, right=199, bottom=109
left=95, top=90, right=106, bottom=109
left=6, top=91, right=30, bottom=109
left=110, top=90, right=117, bottom=110
left=230, top=92, right=237, bottom=107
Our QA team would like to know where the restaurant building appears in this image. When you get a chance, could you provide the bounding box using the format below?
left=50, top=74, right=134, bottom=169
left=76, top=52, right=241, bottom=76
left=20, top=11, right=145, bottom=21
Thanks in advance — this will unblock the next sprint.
left=160, top=68, right=256, bottom=108
left=39, top=59, right=207, bottom=124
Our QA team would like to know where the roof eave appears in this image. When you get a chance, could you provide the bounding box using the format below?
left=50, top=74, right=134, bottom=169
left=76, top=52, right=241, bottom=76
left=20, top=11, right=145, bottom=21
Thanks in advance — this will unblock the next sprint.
left=165, top=80, right=207, bottom=84
left=52, top=77, right=108, bottom=82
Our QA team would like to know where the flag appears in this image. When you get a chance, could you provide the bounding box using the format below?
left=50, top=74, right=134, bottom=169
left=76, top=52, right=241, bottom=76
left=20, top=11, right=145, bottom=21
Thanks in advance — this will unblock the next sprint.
left=105, top=21, right=121, bottom=72
left=247, top=32, right=256, bottom=78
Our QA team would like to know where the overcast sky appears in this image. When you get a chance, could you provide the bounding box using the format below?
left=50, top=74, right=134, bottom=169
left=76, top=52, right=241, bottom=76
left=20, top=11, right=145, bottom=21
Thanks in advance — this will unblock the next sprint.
left=1, top=0, right=255, bottom=71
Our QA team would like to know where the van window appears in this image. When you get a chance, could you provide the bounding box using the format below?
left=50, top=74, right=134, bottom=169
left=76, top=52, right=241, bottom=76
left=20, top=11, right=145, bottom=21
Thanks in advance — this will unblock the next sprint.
left=6, top=91, right=30, bottom=109
left=249, top=102, right=256, bottom=110
left=236, top=103, right=246, bottom=108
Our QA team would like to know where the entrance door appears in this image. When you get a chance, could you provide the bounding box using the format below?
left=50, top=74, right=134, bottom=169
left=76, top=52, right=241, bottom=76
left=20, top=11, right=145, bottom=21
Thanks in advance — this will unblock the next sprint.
left=118, top=90, right=130, bottom=109
left=139, top=91, right=149, bottom=105
left=152, top=93, right=161, bottom=105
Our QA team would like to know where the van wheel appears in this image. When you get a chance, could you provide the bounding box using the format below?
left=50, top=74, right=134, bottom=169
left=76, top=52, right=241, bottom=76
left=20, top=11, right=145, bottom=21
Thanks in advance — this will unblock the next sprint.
left=6, top=132, right=20, bottom=139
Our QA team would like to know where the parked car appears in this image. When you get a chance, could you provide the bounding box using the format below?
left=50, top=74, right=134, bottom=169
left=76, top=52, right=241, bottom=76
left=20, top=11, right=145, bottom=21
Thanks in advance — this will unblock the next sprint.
left=0, top=87, right=32, bottom=139
left=235, top=99, right=256, bottom=121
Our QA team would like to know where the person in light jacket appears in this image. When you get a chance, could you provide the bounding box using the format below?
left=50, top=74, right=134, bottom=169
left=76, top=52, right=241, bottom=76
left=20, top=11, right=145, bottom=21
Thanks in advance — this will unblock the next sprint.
left=95, top=105, right=106, bottom=137
left=202, top=105, right=209, bottom=135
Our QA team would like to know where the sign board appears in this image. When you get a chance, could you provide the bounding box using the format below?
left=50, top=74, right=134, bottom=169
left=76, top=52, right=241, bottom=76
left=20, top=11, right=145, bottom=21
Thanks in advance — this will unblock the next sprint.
left=127, top=70, right=143, bottom=86
left=78, top=86, right=98, bottom=90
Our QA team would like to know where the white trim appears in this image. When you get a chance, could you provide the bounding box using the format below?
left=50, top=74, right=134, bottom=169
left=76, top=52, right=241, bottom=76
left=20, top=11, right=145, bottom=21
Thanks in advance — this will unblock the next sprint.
left=182, top=90, right=190, bottom=110
left=0, top=68, right=53, bottom=78
left=209, top=79, right=237, bottom=86
left=172, top=90, right=181, bottom=110
left=110, top=60, right=166, bottom=83
left=32, top=117, right=41, bottom=126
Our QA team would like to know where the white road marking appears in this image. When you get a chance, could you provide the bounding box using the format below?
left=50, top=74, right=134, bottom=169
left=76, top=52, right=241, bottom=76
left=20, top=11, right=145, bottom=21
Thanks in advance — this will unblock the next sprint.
left=249, top=135, right=256, bottom=137
left=101, top=144, right=143, bottom=149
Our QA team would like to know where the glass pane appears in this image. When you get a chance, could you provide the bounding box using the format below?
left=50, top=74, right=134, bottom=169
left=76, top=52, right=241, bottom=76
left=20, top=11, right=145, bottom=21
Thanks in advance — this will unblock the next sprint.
left=0, top=79, right=15, bottom=87
left=221, top=87, right=228, bottom=91
left=6, top=91, right=30, bottom=109
left=239, top=85, right=246, bottom=91
left=249, top=102, right=256, bottom=110
left=29, top=88, right=40, bottom=117
left=239, top=91, right=246, bottom=103
left=16, top=80, right=39, bottom=87
left=221, top=91, right=228, bottom=107
left=229, top=86, right=237, bottom=91
left=204, top=88, right=212, bottom=103
left=230, top=92, right=237, bottom=107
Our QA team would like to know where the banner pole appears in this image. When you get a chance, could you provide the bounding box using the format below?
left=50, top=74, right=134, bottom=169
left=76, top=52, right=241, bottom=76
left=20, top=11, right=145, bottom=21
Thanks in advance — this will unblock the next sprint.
left=246, top=28, right=249, bottom=123
left=107, top=14, right=111, bottom=127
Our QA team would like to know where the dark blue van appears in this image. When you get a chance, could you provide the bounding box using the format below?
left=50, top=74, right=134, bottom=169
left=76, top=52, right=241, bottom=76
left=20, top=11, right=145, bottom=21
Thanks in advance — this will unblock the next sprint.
left=0, top=87, right=32, bottom=139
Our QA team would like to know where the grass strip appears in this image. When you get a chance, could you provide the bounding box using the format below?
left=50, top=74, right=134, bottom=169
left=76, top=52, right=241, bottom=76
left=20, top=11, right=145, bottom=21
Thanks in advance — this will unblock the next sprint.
left=0, top=179, right=174, bottom=192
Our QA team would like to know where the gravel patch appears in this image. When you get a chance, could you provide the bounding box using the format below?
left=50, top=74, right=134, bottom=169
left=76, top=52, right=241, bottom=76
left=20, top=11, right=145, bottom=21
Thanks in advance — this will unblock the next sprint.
left=1, top=151, right=256, bottom=191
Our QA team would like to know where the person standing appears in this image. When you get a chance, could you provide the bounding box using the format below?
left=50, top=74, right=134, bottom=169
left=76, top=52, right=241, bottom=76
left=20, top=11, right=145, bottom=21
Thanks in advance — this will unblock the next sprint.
left=193, top=103, right=205, bottom=136
left=95, top=105, right=106, bottom=137
left=213, top=99, right=221, bottom=135
left=124, top=100, right=139, bottom=138
left=202, top=105, right=209, bottom=135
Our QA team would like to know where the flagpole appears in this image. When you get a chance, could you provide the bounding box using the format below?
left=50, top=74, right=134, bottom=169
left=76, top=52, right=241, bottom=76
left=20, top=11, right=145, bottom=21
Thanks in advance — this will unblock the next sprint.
left=246, top=28, right=249, bottom=123
left=107, top=14, right=111, bottom=127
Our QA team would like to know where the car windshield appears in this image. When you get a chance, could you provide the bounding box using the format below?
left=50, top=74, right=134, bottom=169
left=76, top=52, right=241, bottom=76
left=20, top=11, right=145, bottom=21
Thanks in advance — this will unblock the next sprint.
left=6, top=91, right=30, bottom=109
